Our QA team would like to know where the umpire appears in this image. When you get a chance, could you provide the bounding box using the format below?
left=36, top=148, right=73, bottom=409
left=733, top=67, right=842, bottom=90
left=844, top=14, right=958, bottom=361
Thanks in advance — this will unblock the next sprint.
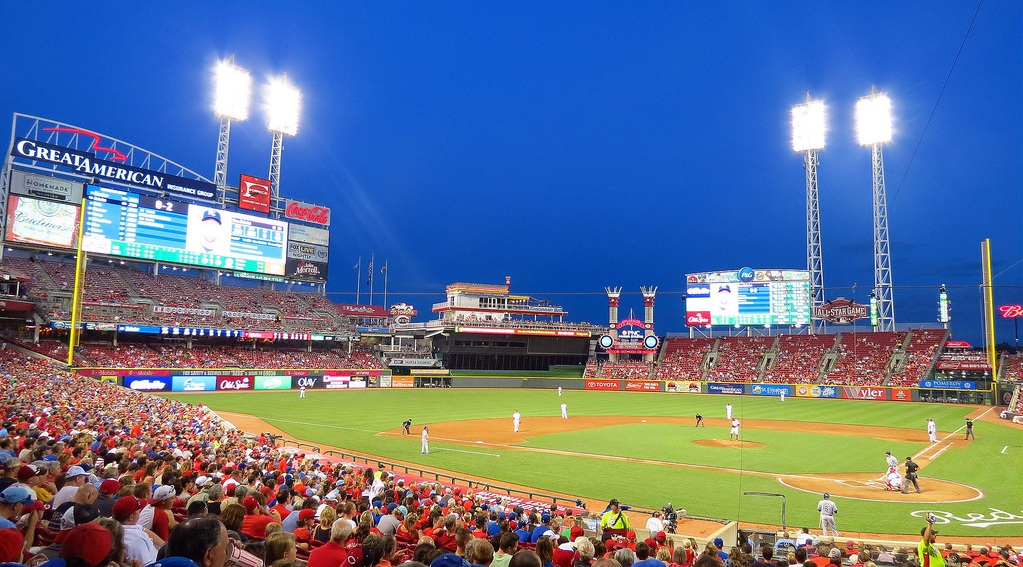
left=903, top=456, right=922, bottom=493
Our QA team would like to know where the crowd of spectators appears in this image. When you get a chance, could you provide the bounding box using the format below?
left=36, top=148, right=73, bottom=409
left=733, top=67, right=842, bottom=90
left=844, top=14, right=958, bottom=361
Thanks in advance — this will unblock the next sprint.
left=822, top=333, right=903, bottom=386
left=762, top=335, right=834, bottom=385
left=655, top=339, right=715, bottom=382
left=1000, top=353, right=1023, bottom=383
left=704, top=338, right=773, bottom=383
left=597, top=362, right=653, bottom=380
left=887, top=330, right=948, bottom=387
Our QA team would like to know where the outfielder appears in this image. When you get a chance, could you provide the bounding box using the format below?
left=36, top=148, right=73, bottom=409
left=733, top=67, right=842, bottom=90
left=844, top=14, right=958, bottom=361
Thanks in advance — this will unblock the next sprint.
left=926, top=418, right=938, bottom=443
left=726, top=403, right=733, bottom=419
left=513, top=410, right=521, bottom=432
left=560, top=402, right=568, bottom=419
left=817, top=492, right=839, bottom=536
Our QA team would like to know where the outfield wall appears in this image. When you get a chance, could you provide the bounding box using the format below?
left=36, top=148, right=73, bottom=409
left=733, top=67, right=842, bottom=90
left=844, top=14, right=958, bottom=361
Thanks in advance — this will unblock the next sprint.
left=84, top=367, right=999, bottom=403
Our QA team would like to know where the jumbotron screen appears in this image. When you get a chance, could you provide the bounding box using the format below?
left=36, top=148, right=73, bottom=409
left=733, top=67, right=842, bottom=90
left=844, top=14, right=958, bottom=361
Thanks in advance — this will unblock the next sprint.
left=82, top=185, right=288, bottom=275
left=685, top=268, right=811, bottom=326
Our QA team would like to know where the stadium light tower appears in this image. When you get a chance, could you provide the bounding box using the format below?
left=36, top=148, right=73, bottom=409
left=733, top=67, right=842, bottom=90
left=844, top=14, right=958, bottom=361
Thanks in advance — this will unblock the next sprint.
left=266, top=74, right=301, bottom=213
left=855, top=88, right=895, bottom=332
left=791, top=94, right=827, bottom=333
left=213, top=60, right=252, bottom=192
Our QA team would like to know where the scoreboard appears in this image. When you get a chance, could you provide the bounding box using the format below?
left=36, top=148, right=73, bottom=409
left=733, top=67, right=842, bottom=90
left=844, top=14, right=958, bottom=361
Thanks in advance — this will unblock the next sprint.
left=82, top=185, right=288, bottom=275
left=685, top=268, right=811, bottom=326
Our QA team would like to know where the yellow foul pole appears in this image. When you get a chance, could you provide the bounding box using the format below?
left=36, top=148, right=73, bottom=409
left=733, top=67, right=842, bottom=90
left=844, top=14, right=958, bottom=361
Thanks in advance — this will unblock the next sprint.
left=66, top=198, right=88, bottom=368
left=980, top=238, right=997, bottom=381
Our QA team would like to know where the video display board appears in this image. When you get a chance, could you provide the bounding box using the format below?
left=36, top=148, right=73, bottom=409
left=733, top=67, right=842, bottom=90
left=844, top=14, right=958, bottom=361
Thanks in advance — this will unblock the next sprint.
left=82, top=185, right=287, bottom=275
left=685, top=268, right=811, bottom=326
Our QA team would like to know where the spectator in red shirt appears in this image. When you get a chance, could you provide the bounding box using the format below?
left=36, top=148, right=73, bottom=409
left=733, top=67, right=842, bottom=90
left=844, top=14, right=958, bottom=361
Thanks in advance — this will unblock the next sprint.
left=308, top=518, right=356, bottom=567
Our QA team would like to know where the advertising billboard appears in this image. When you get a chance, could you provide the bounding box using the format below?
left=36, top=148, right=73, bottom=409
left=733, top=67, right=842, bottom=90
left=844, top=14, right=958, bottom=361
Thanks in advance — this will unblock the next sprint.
left=285, top=258, right=328, bottom=282
left=82, top=185, right=287, bottom=275
left=289, top=223, right=329, bottom=246
left=584, top=380, right=620, bottom=391
left=10, top=170, right=84, bottom=203
left=171, top=375, right=217, bottom=392
left=238, top=174, right=271, bottom=214
left=284, top=199, right=331, bottom=226
left=793, top=384, right=838, bottom=398
left=842, top=386, right=888, bottom=400
left=750, top=384, right=792, bottom=397
left=255, top=375, right=292, bottom=390
left=124, top=376, right=171, bottom=391
left=707, top=383, right=745, bottom=395
left=685, top=268, right=811, bottom=326
left=217, top=376, right=254, bottom=391
left=623, top=381, right=660, bottom=392
left=5, top=195, right=81, bottom=249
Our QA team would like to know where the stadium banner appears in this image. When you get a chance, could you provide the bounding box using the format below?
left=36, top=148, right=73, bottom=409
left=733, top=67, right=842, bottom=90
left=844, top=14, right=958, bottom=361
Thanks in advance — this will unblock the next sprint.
left=585, top=379, right=620, bottom=391
left=337, top=304, right=389, bottom=318
left=707, top=383, right=745, bottom=395
left=238, top=174, right=271, bottom=214
left=793, top=384, right=838, bottom=398
left=284, top=199, right=331, bottom=226
left=255, top=375, right=292, bottom=390
left=623, top=380, right=660, bottom=392
left=411, top=368, right=450, bottom=375
left=891, top=388, right=912, bottom=401
left=223, top=311, right=276, bottom=321
left=388, top=358, right=439, bottom=367
left=350, top=376, right=368, bottom=389
left=10, top=170, right=84, bottom=202
left=842, top=386, right=888, bottom=400
left=289, top=223, right=330, bottom=246
left=171, top=375, right=217, bottom=392
left=12, top=137, right=218, bottom=200
left=78, top=369, right=172, bottom=377
left=294, top=375, right=324, bottom=390
left=323, top=373, right=351, bottom=389
left=750, top=384, right=792, bottom=397
left=124, top=376, right=171, bottom=391
left=153, top=306, right=216, bottom=316
left=217, top=376, right=254, bottom=391
left=287, top=241, right=329, bottom=262
left=920, top=379, right=976, bottom=390
left=455, top=326, right=591, bottom=338
left=358, top=327, right=390, bottom=334
left=285, top=258, right=328, bottom=282
left=5, top=195, right=81, bottom=249
left=666, top=381, right=702, bottom=393
left=391, top=376, right=415, bottom=388
left=379, top=375, right=392, bottom=387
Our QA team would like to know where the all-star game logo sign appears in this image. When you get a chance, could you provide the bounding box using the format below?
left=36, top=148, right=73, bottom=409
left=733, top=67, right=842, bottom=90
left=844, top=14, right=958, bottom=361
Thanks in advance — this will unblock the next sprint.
left=813, top=298, right=867, bottom=324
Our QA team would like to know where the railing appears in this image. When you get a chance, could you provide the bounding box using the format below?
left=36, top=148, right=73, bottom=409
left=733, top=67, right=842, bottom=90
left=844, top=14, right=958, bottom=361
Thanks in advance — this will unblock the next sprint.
left=321, top=449, right=585, bottom=510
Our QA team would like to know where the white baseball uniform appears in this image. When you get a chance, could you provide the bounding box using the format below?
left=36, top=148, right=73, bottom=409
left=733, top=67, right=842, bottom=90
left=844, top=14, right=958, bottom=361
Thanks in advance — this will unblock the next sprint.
left=513, top=411, right=521, bottom=432
left=726, top=403, right=733, bottom=419
left=421, top=427, right=430, bottom=454
left=817, top=497, right=839, bottom=536
left=561, top=403, right=568, bottom=419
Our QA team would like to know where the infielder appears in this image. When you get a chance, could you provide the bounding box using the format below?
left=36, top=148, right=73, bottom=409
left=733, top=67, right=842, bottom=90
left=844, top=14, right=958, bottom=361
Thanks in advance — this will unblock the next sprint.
left=817, top=492, right=838, bottom=536
left=402, top=419, right=412, bottom=436
left=726, top=403, right=733, bottom=419
left=560, top=402, right=568, bottom=419
left=558, top=386, right=563, bottom=397
left=926, top=418, right=938, bottom=443
left=421, top=426, right=430, bottom=454
left=729, top=418, right=740, bottom=440
left=513, top=410, right=521, bottom=432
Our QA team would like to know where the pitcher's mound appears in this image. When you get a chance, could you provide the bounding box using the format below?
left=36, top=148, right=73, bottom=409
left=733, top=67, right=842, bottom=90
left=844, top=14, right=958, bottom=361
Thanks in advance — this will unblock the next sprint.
left=694, top=439, right=765, bottom=449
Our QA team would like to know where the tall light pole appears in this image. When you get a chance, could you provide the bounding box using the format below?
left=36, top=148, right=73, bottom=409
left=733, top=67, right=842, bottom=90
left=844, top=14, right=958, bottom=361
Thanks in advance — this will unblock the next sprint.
left=213, top=60, right=252, bottom=194
left=855, top=88, right=895, bottom=332
left=792, top=95, right=826, bottom=333
left=266, top=75, right=301, bottom=215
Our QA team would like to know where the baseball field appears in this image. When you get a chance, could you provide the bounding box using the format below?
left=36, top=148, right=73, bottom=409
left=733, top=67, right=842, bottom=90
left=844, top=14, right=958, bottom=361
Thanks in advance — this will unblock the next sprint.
left=162, top=387, right=1023, bottom=539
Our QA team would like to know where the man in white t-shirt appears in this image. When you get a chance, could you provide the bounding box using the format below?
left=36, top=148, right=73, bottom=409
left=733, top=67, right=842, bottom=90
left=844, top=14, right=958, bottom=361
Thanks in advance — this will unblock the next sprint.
left=645, top=511, right=665, bottom=533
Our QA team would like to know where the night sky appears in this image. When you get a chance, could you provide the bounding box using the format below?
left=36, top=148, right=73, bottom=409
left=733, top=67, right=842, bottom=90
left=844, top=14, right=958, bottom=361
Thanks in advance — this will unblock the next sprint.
left=0, top=2, right=1019, bottom=344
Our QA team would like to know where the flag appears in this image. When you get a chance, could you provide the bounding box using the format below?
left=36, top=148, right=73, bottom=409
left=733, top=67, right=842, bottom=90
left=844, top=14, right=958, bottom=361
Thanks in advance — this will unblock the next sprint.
left=367, top=259, right=374, bottom=284
left=381, top=262, right=388, bottom=274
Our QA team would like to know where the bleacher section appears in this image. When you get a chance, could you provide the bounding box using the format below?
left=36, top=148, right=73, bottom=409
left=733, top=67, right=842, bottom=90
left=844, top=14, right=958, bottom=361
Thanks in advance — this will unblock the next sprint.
left=763, top=334, right=834, bottom=384
left=887, top=329, right=947, bottom=387
left=823, top=332, right=904, bottom=386
left=705, top=336, right=774, bottom=383
left=655, top=337, right=715, bottom=380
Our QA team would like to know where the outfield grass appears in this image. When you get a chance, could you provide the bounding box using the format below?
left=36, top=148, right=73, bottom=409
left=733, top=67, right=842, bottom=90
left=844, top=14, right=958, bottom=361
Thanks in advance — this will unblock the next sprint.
left=163, top=388, right=1023, bottom=538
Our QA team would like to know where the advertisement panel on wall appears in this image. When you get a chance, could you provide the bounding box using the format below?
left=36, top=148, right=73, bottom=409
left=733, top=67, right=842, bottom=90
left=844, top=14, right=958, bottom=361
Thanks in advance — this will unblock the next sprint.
left=124, top=376, right=171, bottom=391
left=891, top=388, right=912, bottom=402
left=707, top=383, right=745, bottom=395
left=238, top=174, right=271, bottom=214
left=323, top=373, right=351, bottom=389
left=793, top=384, right=838, bottom=398
left=284, top=199, right=331, bottom=226
left=842, top=386, right=888, bottom=400
left=920, top=380, right=976, bottom=390
left=294, top=375, right=323, bottom=390
left=217, top=376, right=254, bottom=391
left=82, top=185, right=287, bottom=275
left=585, top=380, right=620, bottom=391
left=624, top=381, right=660, bottom=392
left=666, top=381, right=701, bottom=393
left=254, top=375, right=292, bottom=390
left=750, top=384, right=792, bottom=397
left=171, top=375, right=217, bottom=392
left=288, top=223, right=330, bottom=246
left=391, top=376, right=415, bottom=388
left=10, top=170, right=84, bottom=203
left=5, top=195, right=81, bottom=249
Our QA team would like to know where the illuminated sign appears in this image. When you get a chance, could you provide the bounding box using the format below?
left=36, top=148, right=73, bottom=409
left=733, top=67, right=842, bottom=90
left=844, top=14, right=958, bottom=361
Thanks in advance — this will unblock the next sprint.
left=10, top=170, right=83, bottom=202
left=288, top=223, right=329, bottom=246
left=284, top=199, right=331, bottom=226
left=238, top=174, right=271, bottom=214
left=813, top=298, right=868, bottom=324
left=999, top=305, right=1023, bottom=318
left=5, top=195, right=81, bottom=249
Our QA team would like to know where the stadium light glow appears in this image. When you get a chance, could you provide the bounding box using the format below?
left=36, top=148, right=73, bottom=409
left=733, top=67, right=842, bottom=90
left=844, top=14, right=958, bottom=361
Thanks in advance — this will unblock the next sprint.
left=855, top=92, right=892, bottom=145
left=266, top=76, right=301, bottom=136
left=214, top=61, right=252, bottom=121
left=791, top=99, right=826, bottom=152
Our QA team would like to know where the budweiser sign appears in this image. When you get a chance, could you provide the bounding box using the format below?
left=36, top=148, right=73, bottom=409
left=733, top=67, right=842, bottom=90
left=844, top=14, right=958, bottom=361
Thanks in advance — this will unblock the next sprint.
left=813, top=298, right=867, bottom=324
left=285, top=199, right=331, bottom=226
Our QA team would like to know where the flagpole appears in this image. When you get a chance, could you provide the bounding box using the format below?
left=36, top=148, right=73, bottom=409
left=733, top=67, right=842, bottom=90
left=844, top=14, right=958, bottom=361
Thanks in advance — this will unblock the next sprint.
left=355, top=255, right=361, bottom=304
left=382, top=260, right=389, bottom=310
left=369, top=253, right=375, bottom=305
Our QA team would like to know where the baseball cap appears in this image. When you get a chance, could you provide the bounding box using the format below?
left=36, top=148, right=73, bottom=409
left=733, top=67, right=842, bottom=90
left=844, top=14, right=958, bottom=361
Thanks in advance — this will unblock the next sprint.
left=714, top=538, right=724, bottom=548
left=243, top=495, right=258, bottom=512
left=61, top=522, right=113, bottom=566
left=17, top=464, right=43, bottom=482
left=112, top=496, right=147, bottom=521
left=65, top=465, right=88, bottom=479
left=298, top=508, right=316, bottom=520
left=570, top=525, right=585, bottom=540
left=656, top=531, right=667, bottom=543
left=542, top=530, right=559, bottom=541
left=645, top=537, right=658, bottom=548
left=609, top=498, right=620, bottom=507
left=194, top=475, right=211, bottom=487
left=149, top=485, right=176, bottom=504
left=823, top=492, right=830, bottom=498
left=0, top=528, right=24, bottom=562
left=58, top=504, right=101, bottom=536
left=202, top=210, right=222, bottom=224
left=829, top=549, right=843, bottom=559
left=0, top=485, right=37, bottom=506
left=99, top=479, right=122, bottom=495
left=885, top=451, right=891, bottom=455
left=626, top=530, right=636, bottom=540
left=3, top=457, right=21, bottom=470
